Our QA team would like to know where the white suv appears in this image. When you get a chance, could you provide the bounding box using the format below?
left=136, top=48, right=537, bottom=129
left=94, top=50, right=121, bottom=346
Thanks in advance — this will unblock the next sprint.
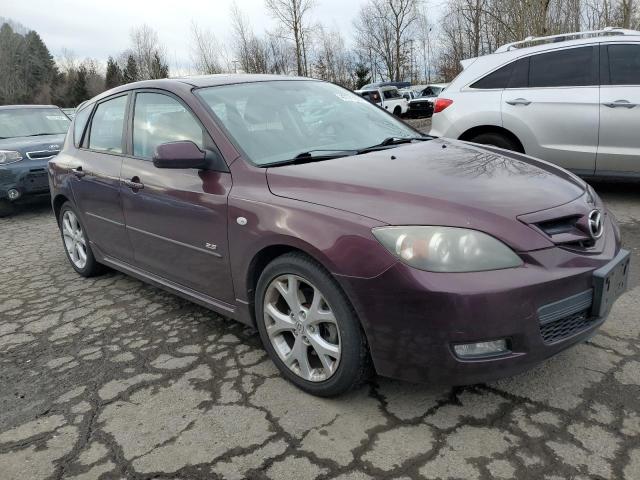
left=431, top=28, right=640, bottom=179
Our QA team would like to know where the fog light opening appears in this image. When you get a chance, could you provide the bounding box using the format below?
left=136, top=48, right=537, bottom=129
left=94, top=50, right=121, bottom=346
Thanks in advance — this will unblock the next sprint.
left=7, top=189, right=20, bottom=201
left=453, top=339, right=509, bottom=359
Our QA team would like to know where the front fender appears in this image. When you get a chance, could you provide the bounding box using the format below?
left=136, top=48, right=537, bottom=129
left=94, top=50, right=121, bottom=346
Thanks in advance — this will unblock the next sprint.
left=227, top=194, right=395, bottom=305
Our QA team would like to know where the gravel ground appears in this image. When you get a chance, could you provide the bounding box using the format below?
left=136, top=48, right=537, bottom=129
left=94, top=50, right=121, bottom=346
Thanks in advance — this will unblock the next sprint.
left=1, top=162, right=639, bottom=479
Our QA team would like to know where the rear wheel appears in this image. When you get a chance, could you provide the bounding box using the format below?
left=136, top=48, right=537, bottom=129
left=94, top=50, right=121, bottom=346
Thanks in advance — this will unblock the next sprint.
left=468, top=132, right=520, bottom=152
left=255, top=253, right=371, bottom=396
left=0, top=199, right=16, bottom=218
left=393, top=106, right=402, bottom=116
left=59, top=202, right=106, bottom=277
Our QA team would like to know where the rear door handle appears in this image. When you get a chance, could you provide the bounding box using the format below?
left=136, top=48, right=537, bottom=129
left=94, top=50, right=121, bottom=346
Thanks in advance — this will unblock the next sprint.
left=505, top=98, right=531, bottom=106
left=72, top=166, right=85, bottom=178
left=603, top=99, right=637, bottom=108
left=123, top=177, right=144, bottom=190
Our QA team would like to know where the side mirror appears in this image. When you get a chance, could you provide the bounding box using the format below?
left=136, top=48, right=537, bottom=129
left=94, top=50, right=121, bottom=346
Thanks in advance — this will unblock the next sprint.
left=153, top=141, right=227, bottom=171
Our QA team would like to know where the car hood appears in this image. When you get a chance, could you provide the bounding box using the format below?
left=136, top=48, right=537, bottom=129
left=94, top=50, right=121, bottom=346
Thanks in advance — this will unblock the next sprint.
left=0, top=134, right=66, bottom=157
left=266, top=139, right=587, bottom=252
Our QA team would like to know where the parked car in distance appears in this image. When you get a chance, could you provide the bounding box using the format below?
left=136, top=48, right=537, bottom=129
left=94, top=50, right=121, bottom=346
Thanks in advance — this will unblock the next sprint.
left=361, top=81, right=411, bottom=90
left=431, top=27, right=640, bottom=180
left=406, top=83, right=450, bottom=118
left=355, top=85, right=409, bottom=116
left=50, top=75, right=629, bottom=397
left=0, top=105, right=70, bottom=217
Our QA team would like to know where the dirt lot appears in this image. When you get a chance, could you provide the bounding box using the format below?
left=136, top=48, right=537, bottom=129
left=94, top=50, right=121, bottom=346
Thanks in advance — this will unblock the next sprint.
left=1, top=166, right=639, bottom=478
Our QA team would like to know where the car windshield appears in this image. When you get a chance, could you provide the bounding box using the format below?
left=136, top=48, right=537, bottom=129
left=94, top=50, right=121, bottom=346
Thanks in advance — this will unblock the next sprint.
left=0, top=108, right=70, bottom=139
left=196, top=80, right=420, bottom=166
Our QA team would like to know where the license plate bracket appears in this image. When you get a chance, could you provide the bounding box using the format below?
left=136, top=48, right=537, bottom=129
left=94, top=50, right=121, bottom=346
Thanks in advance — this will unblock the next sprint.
left=592, top=249, right=631, bottom=318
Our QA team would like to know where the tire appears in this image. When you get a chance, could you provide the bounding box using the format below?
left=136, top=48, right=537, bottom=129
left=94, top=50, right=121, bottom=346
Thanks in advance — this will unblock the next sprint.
left=0, top=199, right=16, bottom=218
left=468, top=132, right=520, bottom=152
left=58, top=202, right=106, bottom=277
left=255, top=252, right=371, bottom=397
left=393, top=106, right=402, bottom=116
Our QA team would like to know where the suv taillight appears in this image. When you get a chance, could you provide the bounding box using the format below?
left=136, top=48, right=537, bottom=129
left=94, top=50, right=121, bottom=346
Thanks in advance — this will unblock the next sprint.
left=434, top=98, right=453, bottom=114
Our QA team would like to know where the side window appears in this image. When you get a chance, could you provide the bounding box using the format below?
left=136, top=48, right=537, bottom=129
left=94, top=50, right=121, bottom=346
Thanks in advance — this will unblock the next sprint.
left=73, top=104, right=93, bottom=147
left=508, top=57, right=529, bottom=88
left=470, top=62, right=514, bottom=89
left=529, top=46, right=597, bottom=87
left=88, top=95, right=128, bottom=153
left=607, top=44, right=640, bottom=85
left=133, top=92, right=204, bottom=159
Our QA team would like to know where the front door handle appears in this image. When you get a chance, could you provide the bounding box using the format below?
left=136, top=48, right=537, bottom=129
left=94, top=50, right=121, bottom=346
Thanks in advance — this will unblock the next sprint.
left=72, top=166, right=85, bottom=178
left=505, top=98, right=531, bottom=106
left=123, top=177, right=144, bottom=190
left=603, top=99, right=637, bottom=108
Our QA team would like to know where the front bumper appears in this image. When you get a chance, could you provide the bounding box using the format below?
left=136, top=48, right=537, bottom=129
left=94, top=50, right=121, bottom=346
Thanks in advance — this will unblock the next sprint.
left=0, top=160, right=50, bottom=201
left=336, top=221, right=626, bottom=385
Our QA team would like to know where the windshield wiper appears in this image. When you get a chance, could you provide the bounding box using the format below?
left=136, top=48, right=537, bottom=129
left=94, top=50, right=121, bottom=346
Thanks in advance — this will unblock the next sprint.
left=263, top=149, right=359, bottom=167
left=356, top=136, right=430, bottom=154
left=23, top=132, right=61, bottom=137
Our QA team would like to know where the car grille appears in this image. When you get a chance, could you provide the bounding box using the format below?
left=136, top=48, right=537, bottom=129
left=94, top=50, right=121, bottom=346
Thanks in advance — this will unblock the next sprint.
left=539, top=309, right=597, bottom=344
left=537, top=290, right=596, bottom=344
left=26, top=150, right=59, bottom=160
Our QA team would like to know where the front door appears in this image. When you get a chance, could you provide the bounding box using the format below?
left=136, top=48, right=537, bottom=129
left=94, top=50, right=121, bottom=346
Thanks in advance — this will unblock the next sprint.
left=597, top=43, right=640, bottom=176
left=502, top=46, right=600, bottom=175
left=70, top=93, right=133, bottom=262
left=120, top=90, right=235, bottom=304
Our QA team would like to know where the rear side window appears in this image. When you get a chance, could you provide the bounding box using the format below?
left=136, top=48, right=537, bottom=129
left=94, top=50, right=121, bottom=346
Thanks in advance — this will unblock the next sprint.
left=529, top=46, right=597, bottom=87
left=88, top=95, right=128, bottom=153
left=383, top=89, right=400, bottom=99
left=607, top=44, right=640, bottom=85
left=73, top=105, right=92, bottom=147
left=471, top=62, right=514, bottom=89
left=132, top=92, right=204, bottom=159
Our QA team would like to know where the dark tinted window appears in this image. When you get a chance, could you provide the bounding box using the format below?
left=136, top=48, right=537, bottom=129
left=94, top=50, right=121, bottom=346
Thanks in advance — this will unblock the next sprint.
left=471, top=62, right=514, bottom=89
left=608, top=44, right=640, bottom=85
left=529, top=47, right=596, bottom=87
left=382, top=89, right=400, bottom=99
left=88, top=95, right=127, bottom=153
left=73, top=105, right=92, bottom=147
left=133, top=92, right=204, bottom=159
left=508, top=58, right=529, bottom=88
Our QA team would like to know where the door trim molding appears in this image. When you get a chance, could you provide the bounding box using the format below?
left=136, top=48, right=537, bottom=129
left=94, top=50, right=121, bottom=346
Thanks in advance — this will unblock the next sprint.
left=126, top=225, right=223, bottom=258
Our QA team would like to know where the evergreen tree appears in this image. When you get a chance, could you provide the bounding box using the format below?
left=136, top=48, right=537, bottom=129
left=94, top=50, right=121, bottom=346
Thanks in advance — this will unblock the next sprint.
left=354, top=63, right=371, bottom=90
left=71, top=65, right=88, bottom=105
left=122, top=54, right=138, bottom=83
left=105, top=56, right=123, bottom=89
left=149, top=51, right=169, bottom=79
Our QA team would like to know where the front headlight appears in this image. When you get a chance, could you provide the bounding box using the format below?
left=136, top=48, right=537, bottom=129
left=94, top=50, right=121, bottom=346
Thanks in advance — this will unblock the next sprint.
left=372, top=226, right=523, bottom=272
left=0, top=150, right=23, bottom=165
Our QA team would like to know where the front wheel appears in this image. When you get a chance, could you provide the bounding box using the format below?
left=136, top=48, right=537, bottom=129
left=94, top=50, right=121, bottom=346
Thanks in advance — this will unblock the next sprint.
left=393, top=106, right=402, bottom=116
left=58, top=202, right=106, bottom=277
left=255, top=253, right=371, bottom=396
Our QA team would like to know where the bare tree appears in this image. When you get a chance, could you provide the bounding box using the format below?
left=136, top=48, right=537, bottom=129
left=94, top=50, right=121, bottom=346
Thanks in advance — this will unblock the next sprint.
left=129, top=24, right=169, bottom=79
left=354, top=0, right=420, bottom=82
left=190, top=21, right=224, bottom=74
left=265, top=0, right=315, bottom=76
left=313, top=27, right=353, bottom=87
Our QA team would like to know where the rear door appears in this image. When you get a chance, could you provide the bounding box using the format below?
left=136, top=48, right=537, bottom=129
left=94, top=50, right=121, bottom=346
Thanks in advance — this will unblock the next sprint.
left=596, top=43, right=640, bottom=176
left=70, top=93, right=133, bottom=262
left=501, top=46, right=599, bottom=174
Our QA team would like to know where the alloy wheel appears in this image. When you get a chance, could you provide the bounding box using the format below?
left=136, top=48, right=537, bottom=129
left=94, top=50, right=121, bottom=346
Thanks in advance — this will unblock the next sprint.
left=62, top=210, right=88, bottom=269
left=263, top=274, right=341, bottom=382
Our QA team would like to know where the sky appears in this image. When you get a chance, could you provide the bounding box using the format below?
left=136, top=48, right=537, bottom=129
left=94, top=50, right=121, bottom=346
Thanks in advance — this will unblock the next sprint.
left=2, top=0, right=370, bottom=73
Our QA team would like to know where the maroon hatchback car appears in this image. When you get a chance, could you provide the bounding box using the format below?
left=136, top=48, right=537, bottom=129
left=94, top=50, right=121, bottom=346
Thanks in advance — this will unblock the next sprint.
left=48, top=75, right=630, bottom=396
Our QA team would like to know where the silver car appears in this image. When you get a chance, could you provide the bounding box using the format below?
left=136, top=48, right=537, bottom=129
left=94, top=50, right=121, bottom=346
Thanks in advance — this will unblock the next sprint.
left=431, top=27, right=640, bottom=180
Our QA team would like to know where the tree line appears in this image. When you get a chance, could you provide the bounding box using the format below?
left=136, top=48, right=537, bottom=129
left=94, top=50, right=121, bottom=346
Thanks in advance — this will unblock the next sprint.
left=2, top=0, right=639, bottom=107
left=0, top=20, right=169, bottom=107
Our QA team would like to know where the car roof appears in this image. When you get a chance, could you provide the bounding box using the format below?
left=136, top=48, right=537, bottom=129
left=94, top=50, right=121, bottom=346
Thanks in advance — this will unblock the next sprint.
left=0, top=104, right=60, bottom=110
left=87, top=74, right=317, bottom=105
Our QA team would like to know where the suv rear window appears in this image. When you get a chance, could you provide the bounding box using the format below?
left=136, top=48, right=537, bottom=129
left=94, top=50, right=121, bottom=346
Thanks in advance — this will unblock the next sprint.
left=607, top=44, right=640, bottom=85
left=529, top=46, right=597, bottom=87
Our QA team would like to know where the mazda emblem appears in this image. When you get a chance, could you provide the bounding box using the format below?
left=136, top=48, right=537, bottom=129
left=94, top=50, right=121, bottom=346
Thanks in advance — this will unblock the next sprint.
left=588, top=209, right=604, bottom=239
